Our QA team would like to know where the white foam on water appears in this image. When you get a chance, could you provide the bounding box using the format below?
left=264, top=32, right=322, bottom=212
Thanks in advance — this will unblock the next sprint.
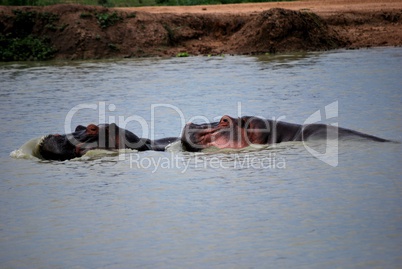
left=10, top=136, right=46, bottom=160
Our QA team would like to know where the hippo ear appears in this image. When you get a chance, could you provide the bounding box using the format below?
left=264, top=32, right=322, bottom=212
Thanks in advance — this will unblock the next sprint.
left=109, top=123, right=121, bottom=139
left=109, top=123, right=119, bottom=130
left=75, top=125, right=86, bottom=132
left=241, top=118, right=246, bottom=128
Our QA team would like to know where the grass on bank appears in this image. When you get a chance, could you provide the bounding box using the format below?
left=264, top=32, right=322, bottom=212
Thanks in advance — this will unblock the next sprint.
left=0, top=0, right=293, bottom=7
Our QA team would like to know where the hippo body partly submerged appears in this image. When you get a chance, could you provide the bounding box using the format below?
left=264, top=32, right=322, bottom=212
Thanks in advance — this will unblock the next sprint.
left=38, top=115, right=391, bottom=160
left=181, top=115, right=391, bottom=152
left=39, top=123, right=178, bottom=161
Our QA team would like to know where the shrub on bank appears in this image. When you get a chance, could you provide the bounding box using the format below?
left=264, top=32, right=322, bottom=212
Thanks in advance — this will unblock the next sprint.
left=0, top=9, right=57, bottom=61
left=0, top=34, right=55, bottom=61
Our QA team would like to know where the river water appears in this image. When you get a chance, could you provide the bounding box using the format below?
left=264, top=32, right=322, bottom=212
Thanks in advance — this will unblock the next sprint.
left=1, top=48, right=402, bottom=268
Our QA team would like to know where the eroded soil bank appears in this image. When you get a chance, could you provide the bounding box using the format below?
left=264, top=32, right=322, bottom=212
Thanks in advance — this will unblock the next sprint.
left=0, top=0, right=401, bottom=60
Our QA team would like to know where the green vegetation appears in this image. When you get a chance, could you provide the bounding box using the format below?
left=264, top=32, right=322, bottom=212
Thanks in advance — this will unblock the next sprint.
left=96, top=12, right=123, bottom=28
left=0, top=0, right=292, bottom=7
left=0, top=9, right=57, bottom=61
left=0, top=34, right=55, bottom=61
left=176, top=52, right=189, bottom=57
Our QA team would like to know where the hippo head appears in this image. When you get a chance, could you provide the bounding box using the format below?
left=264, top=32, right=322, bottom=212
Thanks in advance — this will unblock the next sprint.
left=38, top=125, right=94, bottom=161
left=38, top=123, right=149, bottom=161
left=181, top=115, right=271, bottom=152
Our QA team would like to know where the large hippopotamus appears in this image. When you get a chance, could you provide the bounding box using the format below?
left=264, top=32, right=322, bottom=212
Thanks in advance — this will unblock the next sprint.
left=181, top=115, right=391, bottom=152
left=39, top=123, right=178, bottom=161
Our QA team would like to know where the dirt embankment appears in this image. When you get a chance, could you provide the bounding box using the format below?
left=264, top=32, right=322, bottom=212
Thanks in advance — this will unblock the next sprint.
left=0, top=0, right=401, bottom=60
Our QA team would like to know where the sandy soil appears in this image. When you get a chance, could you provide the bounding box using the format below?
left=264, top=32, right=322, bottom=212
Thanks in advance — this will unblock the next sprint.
left=0, top=0, right=401, bottom=60
left=118, top=0, right=402, bottom=15
left=118, top=0, right=402, bottom=52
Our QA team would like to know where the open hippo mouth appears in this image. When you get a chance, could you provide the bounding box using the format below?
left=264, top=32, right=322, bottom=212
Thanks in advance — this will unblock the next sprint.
left=181, top=115, right=259, bottom=152
left=181, top=121, right=219, bottom=152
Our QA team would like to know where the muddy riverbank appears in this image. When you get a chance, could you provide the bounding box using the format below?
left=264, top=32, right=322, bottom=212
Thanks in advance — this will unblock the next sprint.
left=0, top=0, right=401, bottom=60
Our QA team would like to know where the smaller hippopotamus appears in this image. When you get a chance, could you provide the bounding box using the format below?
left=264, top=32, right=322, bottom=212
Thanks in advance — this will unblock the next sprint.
left=39, top=123, right=178, bottom=161
left=181, top=115, right=391, bottom=152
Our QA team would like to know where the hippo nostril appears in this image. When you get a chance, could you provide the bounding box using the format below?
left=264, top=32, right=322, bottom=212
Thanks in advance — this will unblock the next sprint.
left=87, top=124, right=98, bottom=135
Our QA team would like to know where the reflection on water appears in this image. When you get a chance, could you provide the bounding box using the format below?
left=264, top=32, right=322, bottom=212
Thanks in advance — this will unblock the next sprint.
left=1, top=48, right=402, bottom=268
left=256, top=52, right=314, bottom=70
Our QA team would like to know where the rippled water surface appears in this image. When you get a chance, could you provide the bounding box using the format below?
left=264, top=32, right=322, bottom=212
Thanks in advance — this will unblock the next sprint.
left=1, top=48, right=402, bottom=268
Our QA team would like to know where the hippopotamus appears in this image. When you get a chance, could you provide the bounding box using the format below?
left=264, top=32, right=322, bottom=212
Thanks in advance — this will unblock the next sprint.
left=181, top=115, right=391, bottom=152
left=39, top=123, right=178, bottom=161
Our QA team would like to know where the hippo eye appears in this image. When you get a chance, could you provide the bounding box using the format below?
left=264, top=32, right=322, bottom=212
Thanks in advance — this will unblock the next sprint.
left=220, top=117, right=230, bottom=126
